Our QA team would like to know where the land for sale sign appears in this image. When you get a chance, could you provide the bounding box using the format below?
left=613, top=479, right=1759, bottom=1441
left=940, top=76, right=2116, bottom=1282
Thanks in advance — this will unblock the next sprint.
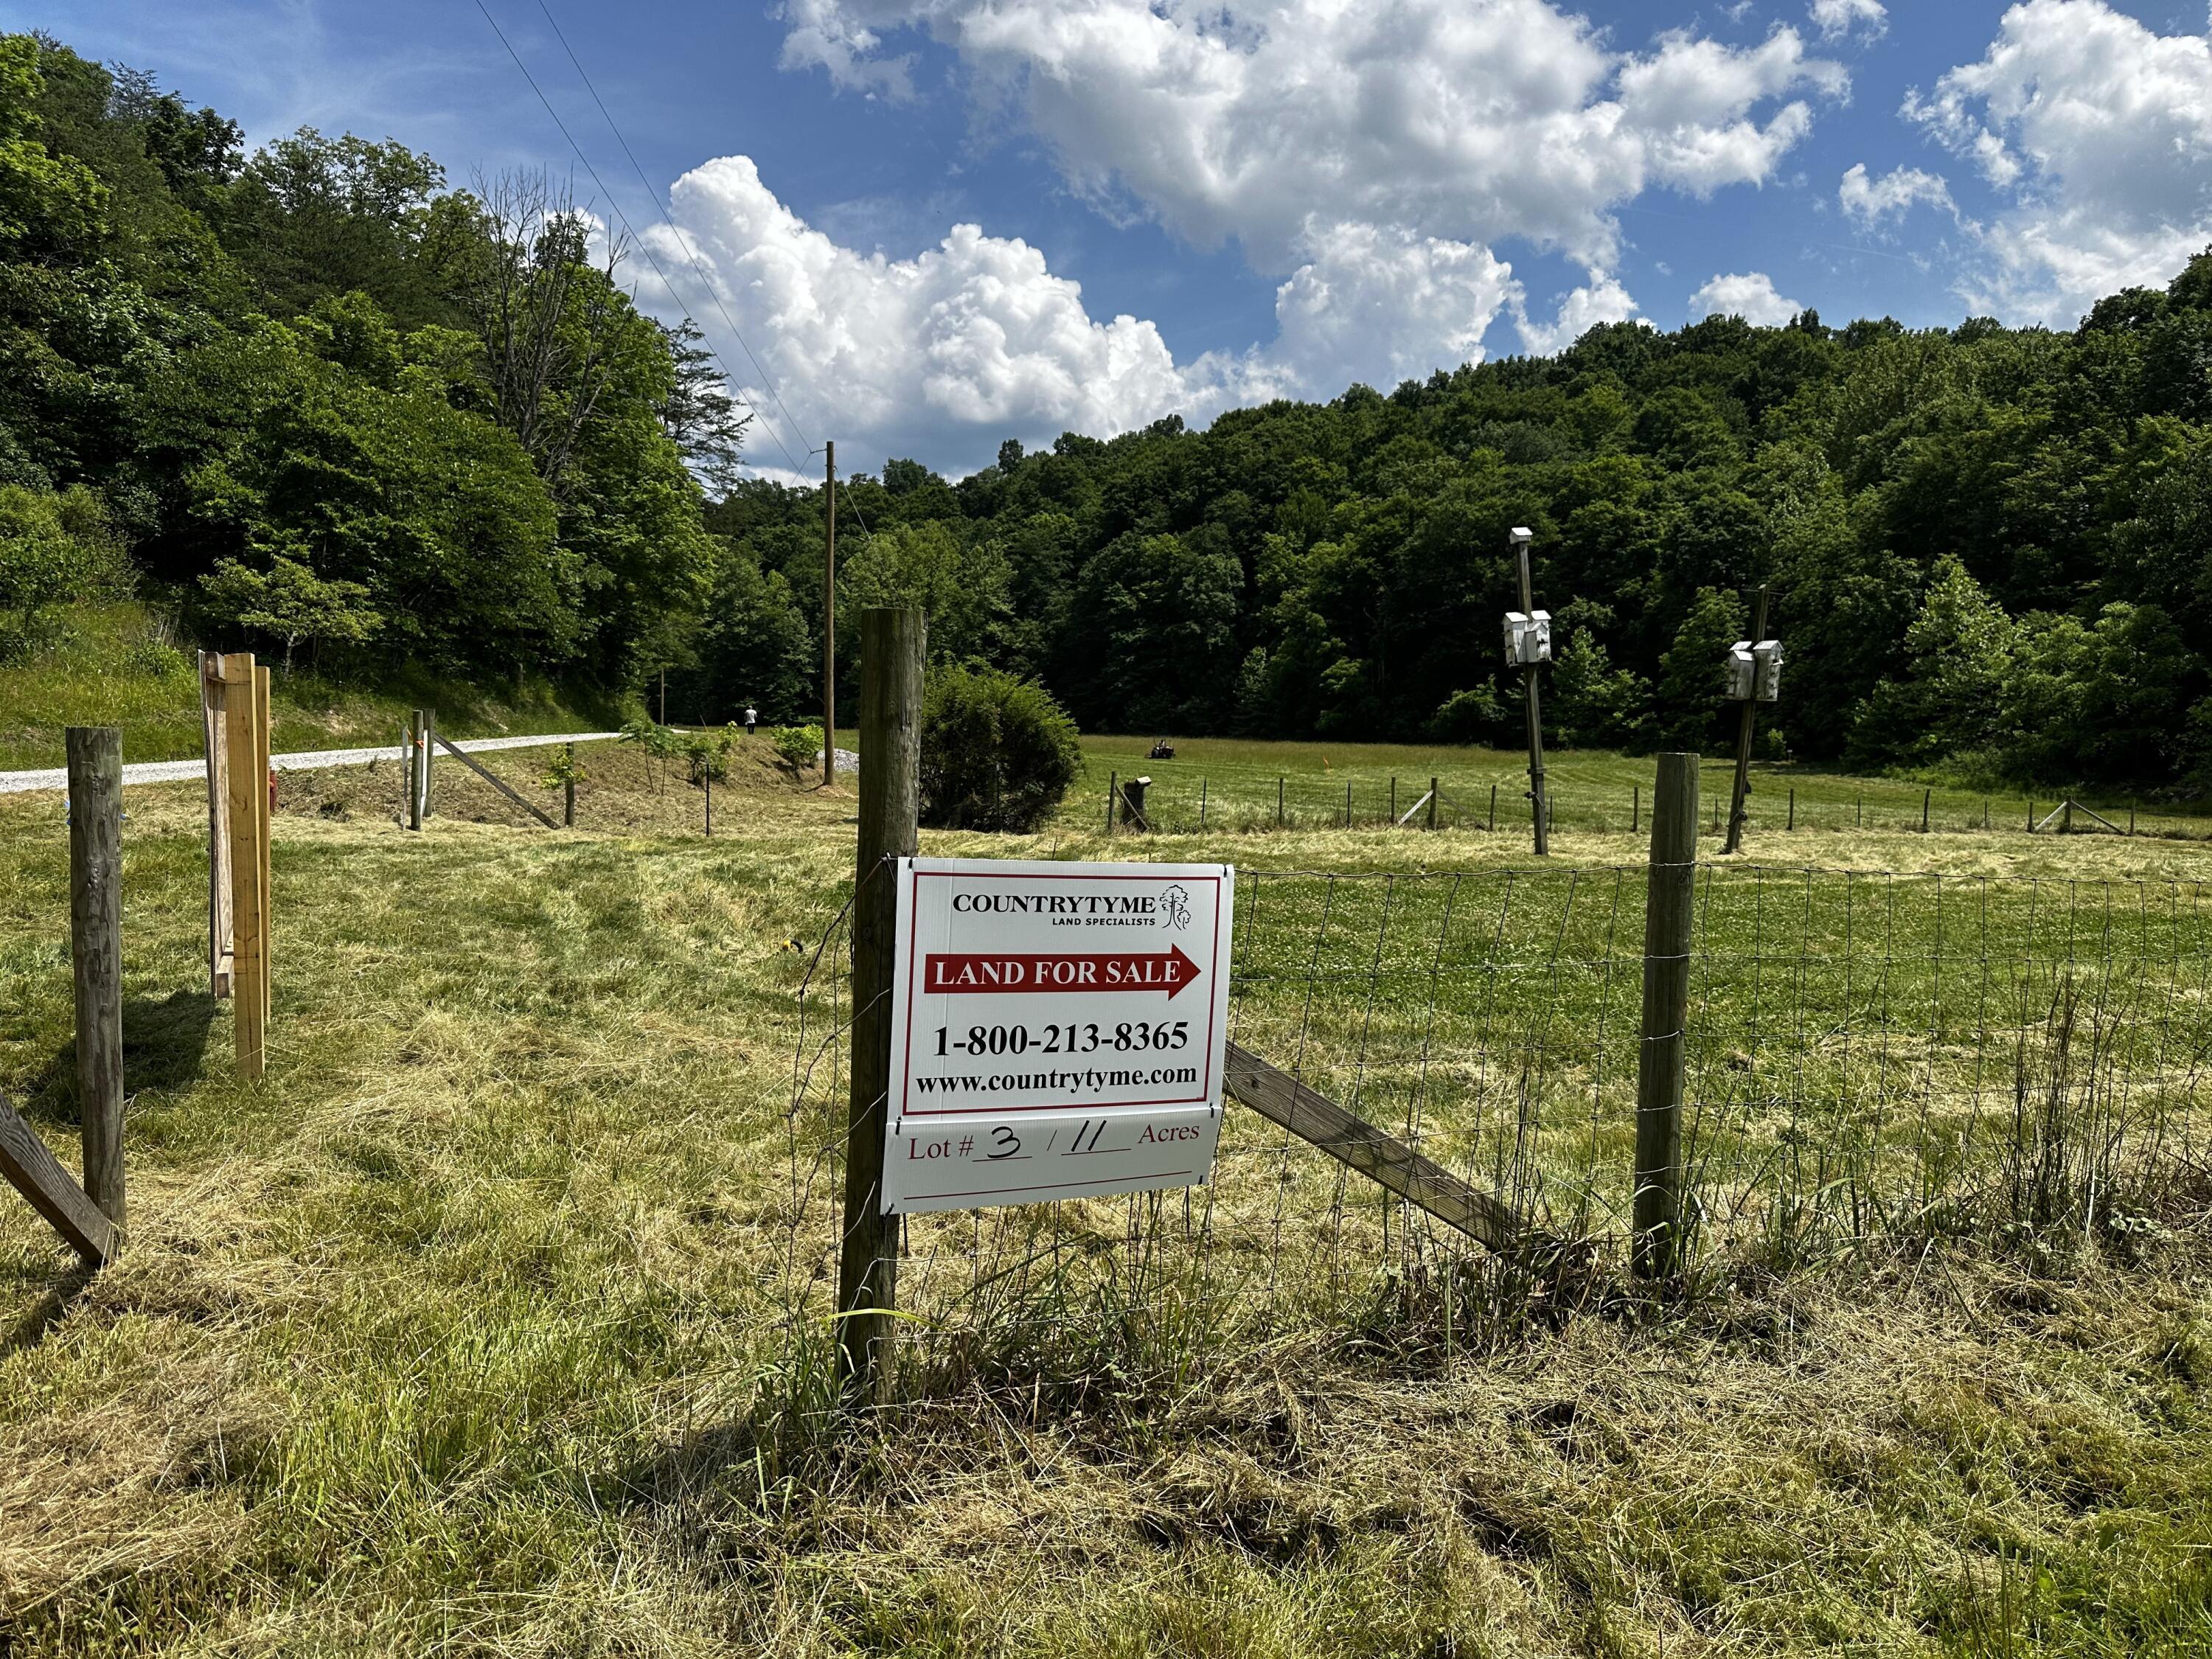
left=881, top=857, right=1235, bottom=1214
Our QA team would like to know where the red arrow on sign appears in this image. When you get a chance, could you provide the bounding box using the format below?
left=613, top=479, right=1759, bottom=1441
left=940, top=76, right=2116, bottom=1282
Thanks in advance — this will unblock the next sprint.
left=923, top=945, right=1203, bottom=1000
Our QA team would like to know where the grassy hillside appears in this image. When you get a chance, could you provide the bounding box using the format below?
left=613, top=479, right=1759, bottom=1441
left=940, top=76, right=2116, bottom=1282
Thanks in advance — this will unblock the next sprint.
left=0, top=605, right=623, bottom=772
left=1, top=742, right=2208, bottom=1653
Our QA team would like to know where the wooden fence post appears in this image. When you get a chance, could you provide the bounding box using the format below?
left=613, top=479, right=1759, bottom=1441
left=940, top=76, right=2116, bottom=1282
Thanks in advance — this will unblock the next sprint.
left=1921, top=788, right=1931, bottom=833
left=1389, top=776, right=1397, bottom=824
left=1787, top=787, right=1795, bottom=830
left=255, top=666, right=271, bottom=1032
left=1634, top=753, right=1698, bottom=1280
left=837, top=608, right=923, bottom=1406
left=1277, top=776, right=1284, bottom=829
left=1199, top=777, right=1208, bottom=831
left=1488, top=783, right=1497, bottom=831
left=1344, top=780, right=1352, bottom=828
left=405, top=712, right=422, bottom=832
left=418, top=709, right=433, bottom=823
left=223, top=655, right=268, bottom=1080
left=564, top=743, right=577, bottom=828
left=1428, top=776, right=1439, bottom=832
left=1632, top=784, right=1638, bottom=835
left=67, top=728, right=125, bottom=1228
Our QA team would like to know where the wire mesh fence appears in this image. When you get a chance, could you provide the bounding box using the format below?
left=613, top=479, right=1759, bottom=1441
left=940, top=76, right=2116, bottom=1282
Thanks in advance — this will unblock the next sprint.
left=1071, top=766, right=2212, bottom=843
left=771, top=858, right=2212, bottom=1396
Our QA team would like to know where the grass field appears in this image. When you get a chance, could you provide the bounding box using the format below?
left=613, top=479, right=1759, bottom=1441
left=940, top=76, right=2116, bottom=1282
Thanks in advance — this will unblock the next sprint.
left=1, top=738, right=2209, bottom=1654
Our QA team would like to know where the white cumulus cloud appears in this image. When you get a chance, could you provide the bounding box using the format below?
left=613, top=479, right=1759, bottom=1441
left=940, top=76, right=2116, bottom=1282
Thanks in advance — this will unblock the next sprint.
left=636, top=159, right=1533, bottom=476
left=1838, top=162, right=1955, bottom=228
left=778, top=0, right=1846, bottom=272
left=1688, top=271, right=1803, bottom=325
left=1808, top=0, right=1886, bottom=41
left=1904, top=0, right=2212, bottom=320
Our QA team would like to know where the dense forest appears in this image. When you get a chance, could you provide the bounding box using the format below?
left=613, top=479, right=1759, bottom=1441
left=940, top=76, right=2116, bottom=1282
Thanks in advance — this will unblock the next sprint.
left=7, top=30, right=2212, bottom=790
left=710, top=268, right=2212, bottom=790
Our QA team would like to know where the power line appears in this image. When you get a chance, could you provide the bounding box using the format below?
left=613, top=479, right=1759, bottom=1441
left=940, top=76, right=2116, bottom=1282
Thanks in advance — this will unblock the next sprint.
left=531, top=0, right=823, bottom=473
left=468, top=0, right=810, bottom=478
left=526, top=1, right=877, bottom=539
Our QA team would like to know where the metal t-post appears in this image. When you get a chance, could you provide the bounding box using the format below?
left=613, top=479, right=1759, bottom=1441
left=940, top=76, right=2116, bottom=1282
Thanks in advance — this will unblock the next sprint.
left=1724, top=585, right=1768, bottom=855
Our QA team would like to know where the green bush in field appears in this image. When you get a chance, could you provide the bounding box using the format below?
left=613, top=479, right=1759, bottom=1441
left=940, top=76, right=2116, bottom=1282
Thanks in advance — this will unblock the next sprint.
left=683, top=725, right=739, bottom=787
left=920, top=664, right=1082, bottom=832
left=773, top=723, right=824, bottom=778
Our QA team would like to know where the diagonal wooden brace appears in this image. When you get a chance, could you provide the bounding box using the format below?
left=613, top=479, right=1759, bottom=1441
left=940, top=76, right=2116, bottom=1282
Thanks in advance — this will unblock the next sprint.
left=0, top=1091, right=115, bottom=1266
left=1223, top=1040, right=1529, bottom=1253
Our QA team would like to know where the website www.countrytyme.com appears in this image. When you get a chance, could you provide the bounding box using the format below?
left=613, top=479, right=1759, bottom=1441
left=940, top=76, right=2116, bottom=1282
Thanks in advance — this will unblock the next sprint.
left=912, top=1065, right=1199, bottom=1098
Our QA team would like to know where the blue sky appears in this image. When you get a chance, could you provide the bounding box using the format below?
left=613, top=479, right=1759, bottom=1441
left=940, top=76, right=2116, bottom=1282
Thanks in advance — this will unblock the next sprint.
left=13, top=0, right=2212, bottom=476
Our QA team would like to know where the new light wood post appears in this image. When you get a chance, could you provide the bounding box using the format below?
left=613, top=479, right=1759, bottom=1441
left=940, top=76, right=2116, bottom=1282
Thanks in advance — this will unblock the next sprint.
left=837, top=607, right=924, bottom=1405
left=66, top=728, right=124, bottom=1228
left=223, top=654, right=268, bottom=1080
left=1634, top=754, right=1698, bottom=1279
left=198, top=653, right=234, bottom=998
left=255, top=667, right=271, bottom=1027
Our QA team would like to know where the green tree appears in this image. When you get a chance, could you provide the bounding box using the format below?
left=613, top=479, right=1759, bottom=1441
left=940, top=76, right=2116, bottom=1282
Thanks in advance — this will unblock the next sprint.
left=201, top=552, right=380, bottom=672
left=1848, top=557, right=2017, bottom=769
left=1657, top=587, right=1745, bottom=751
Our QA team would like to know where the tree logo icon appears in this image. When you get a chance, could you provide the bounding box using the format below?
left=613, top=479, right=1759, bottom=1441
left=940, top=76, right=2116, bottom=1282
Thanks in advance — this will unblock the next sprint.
left=1160, top=883, right=1192, bottom=931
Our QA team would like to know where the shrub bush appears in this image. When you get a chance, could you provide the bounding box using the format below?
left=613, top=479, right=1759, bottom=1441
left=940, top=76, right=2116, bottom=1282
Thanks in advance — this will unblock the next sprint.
left=920, top=664, right=1082, bottom=832
left=772, top=723, right=824, bottom=778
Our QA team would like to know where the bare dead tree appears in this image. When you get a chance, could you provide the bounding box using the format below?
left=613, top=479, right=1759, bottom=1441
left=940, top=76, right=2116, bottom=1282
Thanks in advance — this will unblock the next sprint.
left=463, top=169, right=631, bottom=497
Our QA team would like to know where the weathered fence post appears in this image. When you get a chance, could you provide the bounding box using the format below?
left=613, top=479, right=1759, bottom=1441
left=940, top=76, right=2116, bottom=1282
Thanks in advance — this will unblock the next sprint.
left=1488, top=783, right=1497, bottom=832
left=224, top=654, right=269, bottom=1080
left=704, top=765, right=712, bottom=837
left=1344, top=781, right=1352, bottom=828
left=67, top=728, right=124, bottom=1228
left=838, top=608, right=923, bottom=1406
left=1787, top=786, right=1795, bottom=830
left=406, top=711, right=424, bottom=832
left=564, top=743, right=577, bottom=828
left=1632, top=783, right=1639, bottom=834
left=1634, top=753, right=1698, bottom=1280
left=1199, top=777, right=1208, bottom=831
left=1428, top=776, right=1439, bottom=832
left=1921, top=788, right=1931, bottom=833
left=1277, top=776, right=1284, bottom=829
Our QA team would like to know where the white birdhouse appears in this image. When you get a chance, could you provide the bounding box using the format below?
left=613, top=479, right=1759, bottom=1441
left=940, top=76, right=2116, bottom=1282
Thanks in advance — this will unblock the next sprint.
left=1752, top=639, right=1783, bottom=702
left=1503, top=610, right=1551, bottom=666
left=1725, top=641, right=1756, bottom=700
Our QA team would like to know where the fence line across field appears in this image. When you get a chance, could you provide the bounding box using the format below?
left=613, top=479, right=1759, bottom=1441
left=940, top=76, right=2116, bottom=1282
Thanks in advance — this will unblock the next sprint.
left=1082, top=767, right=2212, bottom=843
left=778, top=840, right=2212, bottom=1385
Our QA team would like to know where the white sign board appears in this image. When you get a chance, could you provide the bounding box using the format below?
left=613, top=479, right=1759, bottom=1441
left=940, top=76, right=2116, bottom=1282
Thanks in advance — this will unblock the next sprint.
left=883, top=857, right=1236, bottom=1214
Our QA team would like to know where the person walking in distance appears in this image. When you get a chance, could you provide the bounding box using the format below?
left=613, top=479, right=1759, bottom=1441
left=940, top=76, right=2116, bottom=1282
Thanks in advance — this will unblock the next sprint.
left=743, top=703, right=758, bottom=737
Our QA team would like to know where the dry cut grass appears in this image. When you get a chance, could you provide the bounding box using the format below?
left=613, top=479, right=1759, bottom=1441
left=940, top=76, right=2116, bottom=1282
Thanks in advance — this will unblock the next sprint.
left=0, top=753, right=2207, bottom=1655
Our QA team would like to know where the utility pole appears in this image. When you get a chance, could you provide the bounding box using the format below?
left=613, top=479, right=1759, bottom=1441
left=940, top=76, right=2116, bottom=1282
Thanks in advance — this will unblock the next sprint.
left=1723, top=585, right=1771, bottom=855
left=1507, top=527, right=1551, bottom=856
left=823, top=441, right=837, bottom=789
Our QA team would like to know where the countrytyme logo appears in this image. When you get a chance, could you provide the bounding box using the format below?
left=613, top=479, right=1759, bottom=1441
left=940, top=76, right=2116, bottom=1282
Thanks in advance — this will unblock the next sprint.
left=1160, top=883, right=1191, bottom=931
